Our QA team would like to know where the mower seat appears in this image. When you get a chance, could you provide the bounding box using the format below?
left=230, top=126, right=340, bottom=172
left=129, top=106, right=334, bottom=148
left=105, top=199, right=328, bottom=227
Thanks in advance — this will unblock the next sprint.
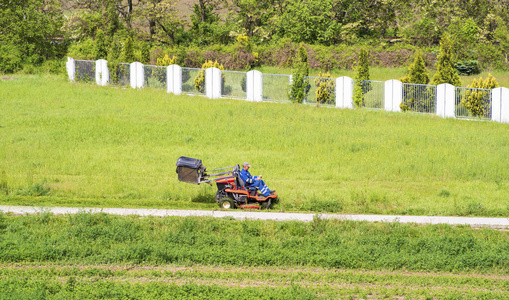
left=236, top=175, right=257, bottom=193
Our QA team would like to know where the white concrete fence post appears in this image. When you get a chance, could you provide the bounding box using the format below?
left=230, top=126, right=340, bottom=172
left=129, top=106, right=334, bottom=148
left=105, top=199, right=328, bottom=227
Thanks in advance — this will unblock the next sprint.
left=436, top=83, right=456, bottom=118
left=336, top=76, right=354, bottom=109
left=130, top=62, right=144, bottom=89
left=205, top=67, right=222, bottom=99
left=167, top=64, right=182, bottom=95
left=384, top=80, right=403, bottom=112
left=492, top=87, right=509, bottom=123
left=66, top=57, right=75, bottom=82
left=95, top=59, right=109, bottom=86
left=246, top=70, right=263, bottom=102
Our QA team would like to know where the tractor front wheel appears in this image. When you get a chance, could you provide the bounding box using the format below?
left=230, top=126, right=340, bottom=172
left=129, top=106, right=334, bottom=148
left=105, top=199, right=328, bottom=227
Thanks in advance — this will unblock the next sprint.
left=219, top=197, right=236, bottom=209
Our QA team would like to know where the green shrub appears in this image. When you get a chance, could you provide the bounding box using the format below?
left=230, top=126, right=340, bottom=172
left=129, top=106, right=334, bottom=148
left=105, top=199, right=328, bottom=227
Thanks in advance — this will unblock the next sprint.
left=0, top=43, right=23, bottom=73
left=461, top=74, right=499, bottom=117
left=67, top=38, right=96, bottom=60
left=288, top=44, right=310, bottom=103
left=194, top=60, right=224, bottom=93
left=314, top=72, right=335, bottom=105
left=454, top=60, right=481, bottom=76
left=353, top=48, right=370, bottom=108
left=122, top=36, right=136, bottom=63
left=431, top=36, right=462, bottom=86
left=94, top=29, right=108, bottom=60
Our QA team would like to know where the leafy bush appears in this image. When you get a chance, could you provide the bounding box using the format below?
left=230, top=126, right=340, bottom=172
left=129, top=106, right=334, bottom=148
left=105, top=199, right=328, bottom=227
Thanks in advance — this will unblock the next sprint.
left=461, top=74, right=499, bottom=117
left=67, top=38, right=96, bottom=60
left=0, top=43, right=23, bottom=73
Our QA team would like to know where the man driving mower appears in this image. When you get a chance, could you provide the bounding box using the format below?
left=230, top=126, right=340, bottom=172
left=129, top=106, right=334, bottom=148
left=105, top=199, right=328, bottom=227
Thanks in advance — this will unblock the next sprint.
left=239, top=162, right=275, bottom=198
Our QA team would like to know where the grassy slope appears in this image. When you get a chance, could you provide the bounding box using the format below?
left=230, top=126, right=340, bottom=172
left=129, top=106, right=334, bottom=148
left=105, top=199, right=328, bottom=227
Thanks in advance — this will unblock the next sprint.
left=1, top=75, right=509, bottom=216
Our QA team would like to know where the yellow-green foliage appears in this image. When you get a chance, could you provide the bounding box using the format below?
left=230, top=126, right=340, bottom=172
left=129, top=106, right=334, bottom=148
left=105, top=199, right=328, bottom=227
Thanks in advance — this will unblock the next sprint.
left=156, top=54, right=177, bottom=66
left=462, top=74, right=499, bottom=117
left=194, top=60, right=224, bottom=93
left=314, top=72, right=335, bottom=104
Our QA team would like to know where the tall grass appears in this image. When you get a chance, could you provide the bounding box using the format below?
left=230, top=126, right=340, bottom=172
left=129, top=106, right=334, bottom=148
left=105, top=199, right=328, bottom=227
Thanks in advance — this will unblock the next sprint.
left=1, top=75, right=509, bottom=215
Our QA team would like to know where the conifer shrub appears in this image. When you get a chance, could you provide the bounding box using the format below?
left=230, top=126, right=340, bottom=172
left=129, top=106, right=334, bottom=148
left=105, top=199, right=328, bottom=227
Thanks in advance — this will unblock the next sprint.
left=94, top=29, right=108, bottom=60
left=431, top=36, right=461, bottom=86
left=107, top=36, right=123, bottom=85
left=400, top=51, right=432, bottom=112
left=122, top=36, right=136, bottom=63
left=288, top=44, right=310, bottom=103
left=140, top=42, right=150, bottom=65
left=353, top=48, right=370, bottom=108
left=314, top=72, right=335, bottom=105
left=194, top=60, right=224, bottom=93
left=461, top=74, right=499, bottom=117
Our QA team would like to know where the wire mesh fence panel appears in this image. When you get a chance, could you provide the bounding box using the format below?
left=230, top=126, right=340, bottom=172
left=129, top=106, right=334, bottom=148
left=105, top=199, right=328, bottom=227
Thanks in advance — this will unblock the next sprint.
left=402, top=83, right=437, bottom=114
left=262, top=74, right=291, bottom=102
left=305, top=76, right=335, bottom=106
left=182, top=68, right=206, bottom=95
left=75, top=60, right=95, bottom=83
left=144, top=65, right=167, bottom=89
left=353, top=80, right=384, bottom=109
left=455, top=87, right=492, bottom=119
left=117, top=63, right=130, bottom=86
left=221, top=71, right=247, bottom=99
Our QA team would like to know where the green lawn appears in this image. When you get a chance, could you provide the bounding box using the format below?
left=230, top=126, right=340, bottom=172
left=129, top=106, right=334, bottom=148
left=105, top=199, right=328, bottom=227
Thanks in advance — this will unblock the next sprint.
left=1, top=75, right=508, bottom=216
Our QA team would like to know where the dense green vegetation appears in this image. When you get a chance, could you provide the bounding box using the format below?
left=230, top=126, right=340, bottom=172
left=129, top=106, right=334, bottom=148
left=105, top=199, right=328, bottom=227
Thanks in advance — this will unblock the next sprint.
left=0, top=212, right=509, bottom=299
left=2, top=0, right=509, bottom=73
left=1, top=212, right=509, bottom=273
left=1, top=75, right=509, bottom=215
left=1, top=212, right=509, bottom=298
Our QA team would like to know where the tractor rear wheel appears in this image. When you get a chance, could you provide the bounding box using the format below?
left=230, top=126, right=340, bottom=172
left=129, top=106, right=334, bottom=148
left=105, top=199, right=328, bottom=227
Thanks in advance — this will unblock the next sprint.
left=219, top=197, right=236, bottom=209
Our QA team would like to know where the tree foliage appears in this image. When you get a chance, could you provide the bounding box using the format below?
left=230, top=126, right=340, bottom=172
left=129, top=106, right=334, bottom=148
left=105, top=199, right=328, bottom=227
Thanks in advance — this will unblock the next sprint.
left=0, top=0, right=65, bottom=72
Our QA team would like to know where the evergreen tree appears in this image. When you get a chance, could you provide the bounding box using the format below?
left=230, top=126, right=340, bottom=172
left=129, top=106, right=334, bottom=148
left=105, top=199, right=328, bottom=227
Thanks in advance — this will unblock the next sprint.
left=288, top=44, right=310, bottom=103
left=353, top=48, right=370, bottom=108
left=399, top=51, right=433, bottom=112
left=400, top=51, right=429, bottom=84
left=140, top=42, right=150, bottom=64
left=107, top=35, right=122, bottom=84
left=94, top=29, right=108, bottom=60
left=431, top=36, right=462, bottom=86
left=122, top=36, right=136, bottom=63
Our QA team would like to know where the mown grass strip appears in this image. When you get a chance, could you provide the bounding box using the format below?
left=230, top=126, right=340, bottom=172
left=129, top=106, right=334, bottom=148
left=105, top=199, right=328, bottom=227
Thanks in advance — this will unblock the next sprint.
left=1, top=213, right=509, bottom=274
left=0, top=264, right=508, bottom=299
left=1, top=75, right=509, bottom=216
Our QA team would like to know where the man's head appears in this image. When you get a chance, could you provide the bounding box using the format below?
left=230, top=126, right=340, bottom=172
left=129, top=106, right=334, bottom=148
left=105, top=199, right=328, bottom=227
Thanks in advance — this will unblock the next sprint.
left=243, top=162, right=251, bottom=170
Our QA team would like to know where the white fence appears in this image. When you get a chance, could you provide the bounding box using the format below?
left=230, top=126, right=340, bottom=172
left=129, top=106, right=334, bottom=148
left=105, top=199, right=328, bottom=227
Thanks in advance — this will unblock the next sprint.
left=66, top=57, right=509, bottom=124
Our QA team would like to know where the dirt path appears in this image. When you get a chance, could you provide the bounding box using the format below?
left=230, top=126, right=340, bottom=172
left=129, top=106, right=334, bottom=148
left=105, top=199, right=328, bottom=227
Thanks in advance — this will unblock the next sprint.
left=1, top=205, right=509, bottom=228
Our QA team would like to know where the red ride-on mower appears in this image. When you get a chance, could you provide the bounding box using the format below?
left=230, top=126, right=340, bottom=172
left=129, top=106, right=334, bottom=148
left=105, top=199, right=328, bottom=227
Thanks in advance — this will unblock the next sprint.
left=176, top=156, right=277, bottom=209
